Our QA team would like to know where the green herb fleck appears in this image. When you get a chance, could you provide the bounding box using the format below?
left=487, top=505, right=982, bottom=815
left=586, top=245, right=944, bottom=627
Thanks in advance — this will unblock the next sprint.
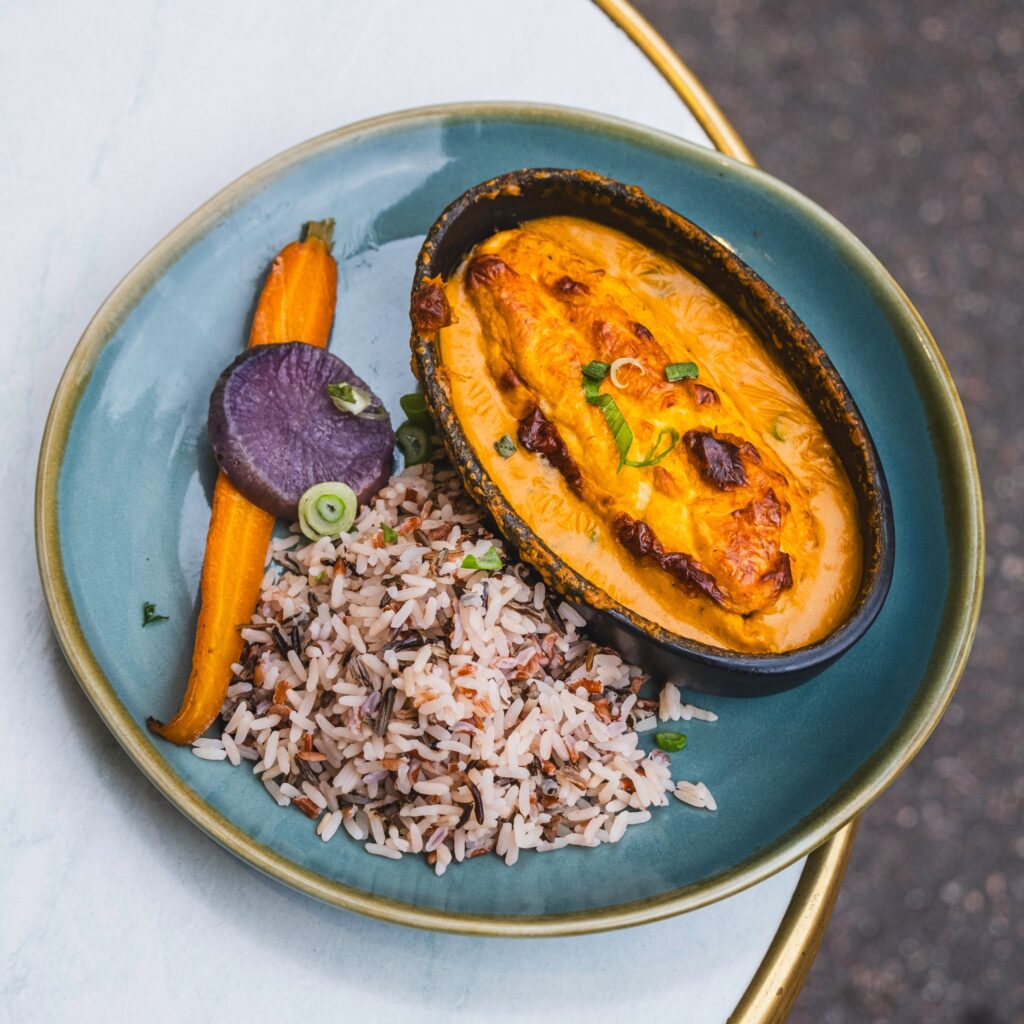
left=142, top=602, right=168, bottom=627
left=654, top=732, right=687, bottom=752
left=494, top=434, right=516, bottom=458
left=313, top=571, right=328, bottom=583
left=770, top=416, right=787, bottom=442
left=582, top=360, right=610, bottom=381
left=381, top=523, right=398, bottom=544
left=665, top=362, right=699, bottom=382
left=461, top=546, right=503, bottom=572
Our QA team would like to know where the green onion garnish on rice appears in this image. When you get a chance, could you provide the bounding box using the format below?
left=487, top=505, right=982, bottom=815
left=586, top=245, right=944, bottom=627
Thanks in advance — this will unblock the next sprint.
left=399, top=391, right=433, bottom=429
left=461, top=546, right=502, bottom=572
left=396, top=422, right=431, bottom=466
left=381, top=522, right=398, bottom=544
left=655, top=732, right=687, bottom=752
left=297, top=481, right=358, bottom=540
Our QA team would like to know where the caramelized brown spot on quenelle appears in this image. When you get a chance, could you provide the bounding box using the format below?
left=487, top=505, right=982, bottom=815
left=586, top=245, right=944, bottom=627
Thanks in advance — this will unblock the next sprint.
left=630, top=321, right=654, bottom=341
left=690, top=383, right=720, bottom=406
left=518, top=406, right=583, bottom=495
left=466, top=254, right=512, bottom=288
left=761, top=552, right=793, bottom=590
left=722, top=488, right=794, bottom=603
left=615, top=513, right=660, bottom=558
left=499, top=366, right=523, bottom=391
left=553, top=275, right=589, bottom=295
left=614, top=512, right=728, bottom=606
left=410, top=276, right=453, bottom=332
left=684, top=430, right=754, bottom=490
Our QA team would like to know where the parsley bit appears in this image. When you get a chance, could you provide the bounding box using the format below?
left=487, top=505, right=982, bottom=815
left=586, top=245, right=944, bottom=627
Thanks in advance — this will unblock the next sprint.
left=142, top=602, right=169, bottom=627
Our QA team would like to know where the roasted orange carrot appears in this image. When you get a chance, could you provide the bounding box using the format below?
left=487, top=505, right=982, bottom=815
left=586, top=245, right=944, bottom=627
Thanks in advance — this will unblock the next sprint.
left=148, top=219, right=337, bottom=745
left=249, top=219, right=337, bottom=349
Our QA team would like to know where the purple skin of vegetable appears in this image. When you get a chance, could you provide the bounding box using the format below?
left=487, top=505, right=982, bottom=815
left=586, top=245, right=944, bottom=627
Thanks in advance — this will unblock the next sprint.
left=208, top=342, right=394, bottom=518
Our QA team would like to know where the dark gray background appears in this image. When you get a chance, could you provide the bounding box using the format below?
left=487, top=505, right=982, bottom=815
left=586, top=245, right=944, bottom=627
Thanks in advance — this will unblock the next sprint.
left=633, top=2, right=1023, bottom=1021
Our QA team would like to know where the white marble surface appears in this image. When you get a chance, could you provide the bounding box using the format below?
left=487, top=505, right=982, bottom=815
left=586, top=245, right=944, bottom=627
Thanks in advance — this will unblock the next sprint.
left=0, top=2, right=804, bottom=1021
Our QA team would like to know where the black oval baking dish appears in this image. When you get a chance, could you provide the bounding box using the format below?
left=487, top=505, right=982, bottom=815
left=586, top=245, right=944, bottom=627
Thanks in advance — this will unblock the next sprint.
left=409, top=168, right=894, bottom=693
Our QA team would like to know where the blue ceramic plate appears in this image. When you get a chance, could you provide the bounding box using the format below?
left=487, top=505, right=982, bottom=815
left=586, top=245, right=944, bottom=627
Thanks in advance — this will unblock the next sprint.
left=36, top=104, right=981, bottom=936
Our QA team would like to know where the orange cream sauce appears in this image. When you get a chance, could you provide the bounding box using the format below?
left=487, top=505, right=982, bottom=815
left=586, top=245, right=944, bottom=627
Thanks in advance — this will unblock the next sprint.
left=439, top=216, right=861, bottom=653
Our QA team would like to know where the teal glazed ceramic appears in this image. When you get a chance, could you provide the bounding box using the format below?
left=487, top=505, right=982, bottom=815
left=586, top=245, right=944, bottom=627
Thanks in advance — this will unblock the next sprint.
left=410, top=167, right=894, bottom=684
left=36, top=104, right=981, bottom=936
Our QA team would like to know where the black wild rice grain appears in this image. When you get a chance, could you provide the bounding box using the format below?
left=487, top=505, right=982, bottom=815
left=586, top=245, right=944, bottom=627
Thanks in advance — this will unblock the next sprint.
left=469, top=781, right=484, bottom=824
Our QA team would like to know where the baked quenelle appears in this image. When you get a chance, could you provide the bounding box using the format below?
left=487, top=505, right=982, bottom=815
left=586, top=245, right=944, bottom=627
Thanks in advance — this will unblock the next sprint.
left=435, top=216, right=861, bottom=654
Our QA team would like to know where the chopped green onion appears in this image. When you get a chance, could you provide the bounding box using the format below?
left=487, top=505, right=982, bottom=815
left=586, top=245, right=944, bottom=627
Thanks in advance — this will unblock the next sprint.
left=399, top=392, right=433, bottom=429
left=396, top=421, right=431, bottom=466
left=327, top=381, right=371, bottom=415
left=665, top=362, right=699, bottom=382
left=381, top=523, right=398, bottom=544
left=655, top=732, right=687, bottom=752
left=494, top=434, right=516, bottom=458
left=625, top=427, right=679, bottom=468
left=461, top=546, right=502, bottom=572
left=142, top=601, right=168, bottom=626
left=298, top=482, right=358, bottom=540
left=582, top=371, right=636, bottom=470
left=582, top=360, right=610, bottom=381
left=771, top=416, right=787, bottom=442
left=583, top=371, right=681, bottom=470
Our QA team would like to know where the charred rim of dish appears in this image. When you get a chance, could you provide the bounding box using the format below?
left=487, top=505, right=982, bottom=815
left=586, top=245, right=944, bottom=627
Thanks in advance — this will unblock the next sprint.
left=409, top=168, right=894, bottom=679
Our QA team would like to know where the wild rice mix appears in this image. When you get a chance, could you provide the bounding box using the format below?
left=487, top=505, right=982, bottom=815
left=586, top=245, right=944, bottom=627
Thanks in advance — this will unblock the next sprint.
left=192, top=463, right=718, bottom=874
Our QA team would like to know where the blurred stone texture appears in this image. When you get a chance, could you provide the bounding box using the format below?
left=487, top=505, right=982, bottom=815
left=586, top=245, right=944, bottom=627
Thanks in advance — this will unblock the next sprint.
left=634, top=2, right=1023, bottom=1020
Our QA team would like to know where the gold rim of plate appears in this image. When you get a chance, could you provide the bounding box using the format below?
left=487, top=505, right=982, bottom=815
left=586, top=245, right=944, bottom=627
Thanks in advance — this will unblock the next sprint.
left=34, top=5, right=983, bottom=945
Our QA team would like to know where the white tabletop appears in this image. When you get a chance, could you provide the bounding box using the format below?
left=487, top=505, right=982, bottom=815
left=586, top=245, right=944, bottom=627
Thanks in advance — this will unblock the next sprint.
left=0, top=2, right=804, bottom=1021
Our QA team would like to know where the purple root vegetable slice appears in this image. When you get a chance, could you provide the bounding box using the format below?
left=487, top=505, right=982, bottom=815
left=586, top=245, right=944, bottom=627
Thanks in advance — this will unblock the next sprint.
left=208, top=342, right=394, bottom=518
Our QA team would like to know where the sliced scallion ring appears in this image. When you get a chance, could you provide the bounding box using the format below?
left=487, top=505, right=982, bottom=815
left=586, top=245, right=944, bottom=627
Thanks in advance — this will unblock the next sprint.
left=326, top=381, right=389, bottom=419
left=396, top=421, right=430, bottom=466
left=297, top=482, right=358, bottom=540
left=399, top=392, right=433, bottom=429
left=326, top=381, right=371, bottom=415
left=609, top=357, right=646, bottom=389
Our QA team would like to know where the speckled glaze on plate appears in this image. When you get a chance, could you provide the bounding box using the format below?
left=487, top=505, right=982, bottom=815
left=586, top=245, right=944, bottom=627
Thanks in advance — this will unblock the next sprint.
left=35, top=103, right=982, bottom=936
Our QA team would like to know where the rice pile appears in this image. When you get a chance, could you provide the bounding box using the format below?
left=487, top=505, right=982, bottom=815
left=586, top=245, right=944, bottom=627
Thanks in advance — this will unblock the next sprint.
left=192, top=463, right=718, bottom=874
